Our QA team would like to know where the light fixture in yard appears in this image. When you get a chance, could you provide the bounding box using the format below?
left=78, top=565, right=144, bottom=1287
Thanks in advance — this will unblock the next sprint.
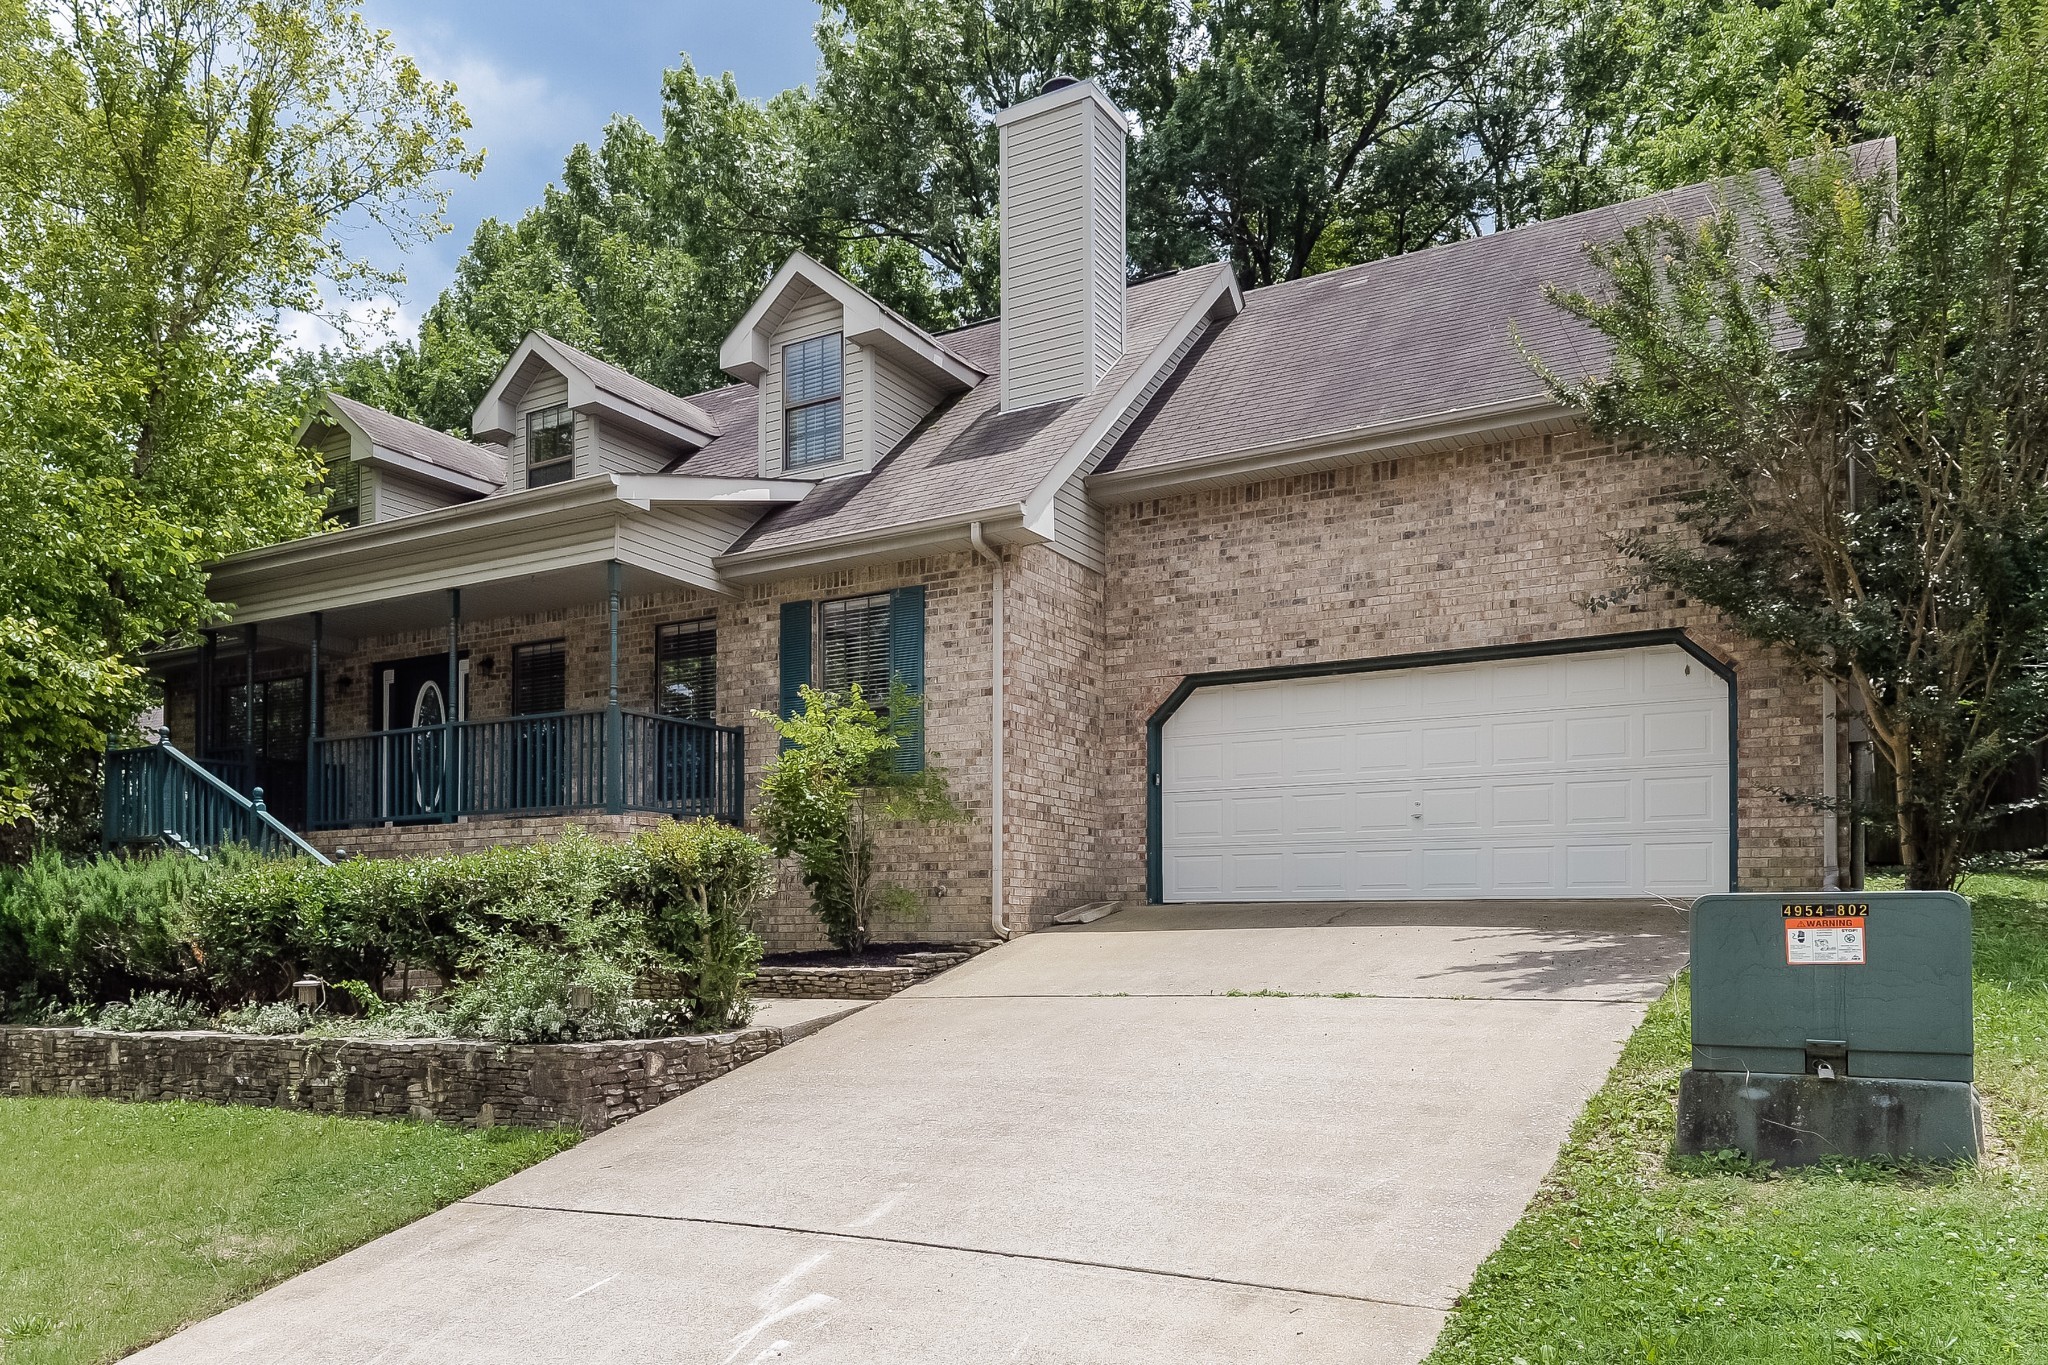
left=568, top=984, right=595, bottom=1013
left=292, top=975, right=328, bottom=1011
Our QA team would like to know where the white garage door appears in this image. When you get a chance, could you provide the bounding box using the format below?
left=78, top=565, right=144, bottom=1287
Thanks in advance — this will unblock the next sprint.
left=1161, top=645, right=1730, bottom=901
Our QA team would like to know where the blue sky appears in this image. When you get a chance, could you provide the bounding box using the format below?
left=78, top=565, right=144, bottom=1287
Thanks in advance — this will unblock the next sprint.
left=290, top=0, right=824, bottom=350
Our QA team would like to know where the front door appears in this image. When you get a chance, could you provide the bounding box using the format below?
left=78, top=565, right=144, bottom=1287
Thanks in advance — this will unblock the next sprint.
left=375, top=654, right=467, bottom=821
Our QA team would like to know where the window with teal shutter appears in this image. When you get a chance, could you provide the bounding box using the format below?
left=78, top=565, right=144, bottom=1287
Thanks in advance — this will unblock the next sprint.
left=887, top=585, right=925, bottom=773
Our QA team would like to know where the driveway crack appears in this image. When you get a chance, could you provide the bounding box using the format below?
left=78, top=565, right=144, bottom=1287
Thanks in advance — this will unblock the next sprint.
left=462, top=1199, right=1451, bottom=1315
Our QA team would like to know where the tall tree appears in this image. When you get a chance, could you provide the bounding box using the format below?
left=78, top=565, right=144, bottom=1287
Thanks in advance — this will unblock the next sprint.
left=0, top=0, right=474, bottom=839
left=1534, top=6, right=2048, bottom=886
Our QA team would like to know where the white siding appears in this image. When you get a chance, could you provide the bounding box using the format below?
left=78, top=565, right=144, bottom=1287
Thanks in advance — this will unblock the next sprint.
left=867, top=351, right=944, bottom=463
left=1049, top=318, right=1211, bottom=573
left=506, top=364, right=590, bottom=490
left=616, top=505, right=757, bottom=592
left=593, top=416, right=673, bottom=476
left=369, top=470, right=464, bottom=523
left=758, top=284, right=864, bottom=479
left=999, top=94, right=1126, bottom=410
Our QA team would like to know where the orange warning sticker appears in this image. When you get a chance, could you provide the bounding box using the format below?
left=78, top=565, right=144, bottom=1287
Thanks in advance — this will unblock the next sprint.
left=1783, top=908, right=1867, bottom=965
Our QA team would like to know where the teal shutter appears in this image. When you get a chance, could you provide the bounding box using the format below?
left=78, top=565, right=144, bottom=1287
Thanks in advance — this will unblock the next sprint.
left=779, top=601, right=813, bottom=749
left=887, top=585, right=926, bottom=773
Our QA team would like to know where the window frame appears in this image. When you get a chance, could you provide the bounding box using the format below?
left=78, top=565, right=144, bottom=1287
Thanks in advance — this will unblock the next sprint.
left=817, top=591, right=893, bottom=706
left=510, top=638, right=569, bottom=715
left=323, top=458, right=361, bottom=528
left=653, top=617, right=718, bottom=723
left=525, top=405, right=576, bottom=488
left=781, top=332, right=845, bottom=471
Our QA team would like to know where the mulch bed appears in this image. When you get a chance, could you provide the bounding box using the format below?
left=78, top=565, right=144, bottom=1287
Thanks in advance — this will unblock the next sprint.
left=759, top=942, right=959, bottom=969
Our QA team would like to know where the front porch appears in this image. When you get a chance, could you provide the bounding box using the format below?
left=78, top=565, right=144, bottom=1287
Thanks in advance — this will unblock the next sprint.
left=119, top=549, right=750, bottom=846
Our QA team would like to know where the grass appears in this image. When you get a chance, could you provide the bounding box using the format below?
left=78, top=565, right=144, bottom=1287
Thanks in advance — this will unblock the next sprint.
left=0, top=1099, right=577, bottom=1364
left=1426, top=870, right=2048, bottom=1365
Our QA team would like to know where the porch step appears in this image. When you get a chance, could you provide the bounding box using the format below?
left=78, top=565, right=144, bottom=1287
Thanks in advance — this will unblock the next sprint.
left=159, top=829, right=209, bottom=862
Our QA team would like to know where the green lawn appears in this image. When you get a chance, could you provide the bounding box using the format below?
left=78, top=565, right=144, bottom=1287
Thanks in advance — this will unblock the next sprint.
left=1427, top=871, right=2048, bottom=1365
left=0, top=1100, right=576, bottom=1365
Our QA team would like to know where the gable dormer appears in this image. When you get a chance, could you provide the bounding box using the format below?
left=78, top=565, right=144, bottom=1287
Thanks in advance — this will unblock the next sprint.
left=298, top=393, right=503, bottom=526
left=470, top=333, right=721, bottom=494
left=719, top=253, right=983, bottom=481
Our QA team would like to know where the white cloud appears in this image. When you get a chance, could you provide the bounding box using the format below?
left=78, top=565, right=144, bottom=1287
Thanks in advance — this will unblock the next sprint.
left=279, top=295, right=420, bottom=354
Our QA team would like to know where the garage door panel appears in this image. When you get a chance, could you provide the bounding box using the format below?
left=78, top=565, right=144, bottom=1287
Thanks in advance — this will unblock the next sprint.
left=1161, top=645, right=1730, bottom=902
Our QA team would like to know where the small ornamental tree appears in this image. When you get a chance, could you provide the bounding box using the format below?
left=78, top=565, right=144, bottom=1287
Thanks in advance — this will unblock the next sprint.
left=1531, top=7, right=2048, bottom=887
left=753, top=684, right=963, bottom=956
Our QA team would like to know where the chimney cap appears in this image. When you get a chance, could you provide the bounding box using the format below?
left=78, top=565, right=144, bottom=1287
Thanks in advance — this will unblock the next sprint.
left=994, top=75, right=1125, bottom=130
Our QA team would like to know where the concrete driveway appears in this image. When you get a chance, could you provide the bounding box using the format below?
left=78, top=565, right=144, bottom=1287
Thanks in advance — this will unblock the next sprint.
left=132, top=901, right=1686, bottom=1364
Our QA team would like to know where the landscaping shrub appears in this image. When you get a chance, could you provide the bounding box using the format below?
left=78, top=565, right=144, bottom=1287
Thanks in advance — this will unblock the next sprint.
left=0, top=848, right=251, bottom=1004
left=755, top=684, right=962, bottom=955
left=444, top=946, right=686, bottom=1043
left=7, top=820, right=778, bottom=1039
left=216, top=1001, right=309, bottom=1035
left=622, top=819, right=773, bottom=1029
left=95, top=991, right=208, bottom=1031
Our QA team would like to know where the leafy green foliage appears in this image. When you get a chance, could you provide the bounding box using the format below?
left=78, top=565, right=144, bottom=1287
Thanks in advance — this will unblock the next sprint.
left=623, top=819, right=772, bottom=1030
left=0, top=1097, right=573, bottom=1365
left=0, top=0, right=477, bottom=837
left=1427, top=868, right=2048, bottom=1362
left=443, top=947, right=689, bottom=1044
left=214, top=1000, right=310, bottom=1036
left=1534, top=9, right=2048, bottom=886
left=754, top=685, right=964, bottom=956
left=93, top=991, right=208, bottom=1032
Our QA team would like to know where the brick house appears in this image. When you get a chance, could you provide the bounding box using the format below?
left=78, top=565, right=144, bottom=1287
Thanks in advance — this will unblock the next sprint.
left=122, top=79, right=1844, bottom=949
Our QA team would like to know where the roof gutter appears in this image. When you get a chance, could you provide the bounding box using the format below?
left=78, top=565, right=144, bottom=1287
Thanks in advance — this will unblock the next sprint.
left=969, top=521, right=1009, bottom=940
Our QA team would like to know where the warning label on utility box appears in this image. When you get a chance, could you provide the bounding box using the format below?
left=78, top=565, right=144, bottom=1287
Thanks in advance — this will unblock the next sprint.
left=1782, top=902, right=1869, bottom=965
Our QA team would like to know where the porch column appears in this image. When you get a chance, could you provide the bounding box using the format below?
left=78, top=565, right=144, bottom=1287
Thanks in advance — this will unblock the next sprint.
left=306, top=612, right=322, bottom=831
left=243, top=622, right=258, bottom=792
left=446, top=588, right=461, bottom=823
left=198, top=630, right=216, bottom=756
left=605, top=560, right=624, bottom=814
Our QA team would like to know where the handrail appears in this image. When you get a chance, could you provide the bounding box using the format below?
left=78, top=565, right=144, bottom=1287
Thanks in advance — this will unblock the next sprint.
left=105, top=734, right=331, bottom=864
left=153, top=737, right=331, bottom=863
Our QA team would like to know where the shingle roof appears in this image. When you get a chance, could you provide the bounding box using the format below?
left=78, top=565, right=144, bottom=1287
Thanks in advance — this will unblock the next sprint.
left=719, top=265, right=1226, bottom=556
left=533, top=332, right=722, bottom=438
left=1097, top=141, right=1894, bottom=477
left=325, top=392, right=506, bottom=487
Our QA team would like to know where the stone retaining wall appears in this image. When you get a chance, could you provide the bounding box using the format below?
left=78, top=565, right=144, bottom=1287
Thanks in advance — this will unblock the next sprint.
left=0, top=1025, right=780, bottom=1133
left=751, top=944, right=996, bottom=1000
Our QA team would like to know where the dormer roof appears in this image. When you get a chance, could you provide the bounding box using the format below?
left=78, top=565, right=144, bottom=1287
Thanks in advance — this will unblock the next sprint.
left=471, top=332, right=722, bottom=448
left=718, top=252, right=984, bottom=393
left=308, top=392, right=506, bottom=493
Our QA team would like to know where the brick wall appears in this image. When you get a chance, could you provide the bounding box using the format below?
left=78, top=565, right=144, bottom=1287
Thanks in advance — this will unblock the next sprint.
left=305, top=812, right=672, bottom=861
left=1093, top=426, right=1825, bottom=896
left=726, top=552, right=997, bottom=948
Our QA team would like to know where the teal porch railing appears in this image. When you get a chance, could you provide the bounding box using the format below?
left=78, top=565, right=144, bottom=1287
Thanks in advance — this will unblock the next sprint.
left=103, top=737, right=332, bottom=863
left=307, top=709, right=744, bottom=830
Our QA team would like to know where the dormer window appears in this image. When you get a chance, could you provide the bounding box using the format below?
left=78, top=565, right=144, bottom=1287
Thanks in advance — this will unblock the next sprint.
left=324, top=459, right=361, bottom=528
left=526, top=405, right=575, bottom=487
left=783, top=333, right=844, bottom=470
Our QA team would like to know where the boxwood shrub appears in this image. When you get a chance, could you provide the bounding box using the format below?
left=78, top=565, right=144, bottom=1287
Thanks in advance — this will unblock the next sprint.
left=3, top=821, right=776, bottom=1037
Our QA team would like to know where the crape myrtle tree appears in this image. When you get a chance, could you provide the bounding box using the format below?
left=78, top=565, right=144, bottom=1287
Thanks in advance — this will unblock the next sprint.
left=1534, top=6, right=2048, bottom=887
left=0, top=0, right=476, bottom=843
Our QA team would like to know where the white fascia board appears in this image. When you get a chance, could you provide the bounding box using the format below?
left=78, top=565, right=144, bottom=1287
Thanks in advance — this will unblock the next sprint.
left=714, top=504, right=1037, bottom=582
left=210, top=474, right=647, bottom=574
left=1017, top=261, right=1242, bottom=529
left=365, top=443, right=501, bottom=496
left=719, top=252, right=984, bottom=392
left=612, top=475, right=815, bottom=506
left=1085, top=393, right=1577, bottom=501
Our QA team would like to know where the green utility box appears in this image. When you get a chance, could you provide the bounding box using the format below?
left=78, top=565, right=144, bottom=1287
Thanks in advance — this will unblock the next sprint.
left=1676, top=891, right=1980, bottom=1165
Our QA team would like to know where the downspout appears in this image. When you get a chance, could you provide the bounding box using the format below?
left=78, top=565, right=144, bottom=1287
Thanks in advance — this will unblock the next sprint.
left=1821, top=681, right=1841, bottom=890
left=970, top=522, right=1010, bottom=939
